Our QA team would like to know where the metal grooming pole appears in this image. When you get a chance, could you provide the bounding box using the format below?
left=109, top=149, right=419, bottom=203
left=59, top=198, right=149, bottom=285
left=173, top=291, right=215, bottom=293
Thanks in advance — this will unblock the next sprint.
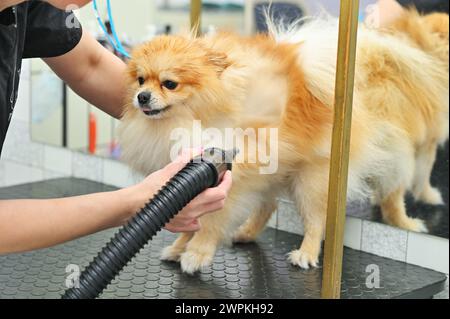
left=190, top=0, right=202, bottom=36
left=322, top=0, right=360, bottom=299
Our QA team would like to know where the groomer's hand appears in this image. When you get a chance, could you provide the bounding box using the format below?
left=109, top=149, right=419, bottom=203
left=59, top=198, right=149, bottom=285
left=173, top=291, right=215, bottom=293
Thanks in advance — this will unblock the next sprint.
left=126, top=150, right=232, bottom=233
left=365, top=0, right=406, bottom=28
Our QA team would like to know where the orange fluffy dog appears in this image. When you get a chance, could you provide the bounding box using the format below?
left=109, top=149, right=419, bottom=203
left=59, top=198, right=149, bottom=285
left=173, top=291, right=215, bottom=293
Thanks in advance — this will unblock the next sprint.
left=118, top=10, right=449, bottom=273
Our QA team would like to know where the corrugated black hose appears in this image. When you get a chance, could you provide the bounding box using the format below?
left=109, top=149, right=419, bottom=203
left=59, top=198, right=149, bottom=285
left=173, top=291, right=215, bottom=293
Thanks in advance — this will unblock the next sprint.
left=62, top=148, right=236, bottom=299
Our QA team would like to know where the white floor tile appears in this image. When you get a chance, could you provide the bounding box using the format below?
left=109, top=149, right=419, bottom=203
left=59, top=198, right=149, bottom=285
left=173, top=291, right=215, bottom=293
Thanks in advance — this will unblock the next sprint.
left=44, top=145, right=72, bottom=175
left=407, top=232, right=449, bottom=273
left=103, top=159, right=142, bottom=188
left=72, top=152, right=104, bottom=183
left=361, top=220, right=408, bottom=262
left=0, top=161, right=44, bottom=187
left=344, top=217, right=362, bottom=250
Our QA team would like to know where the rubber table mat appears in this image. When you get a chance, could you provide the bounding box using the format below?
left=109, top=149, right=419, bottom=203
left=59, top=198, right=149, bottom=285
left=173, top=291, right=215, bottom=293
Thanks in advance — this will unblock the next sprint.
left=0, top=178, right=447, bottom=299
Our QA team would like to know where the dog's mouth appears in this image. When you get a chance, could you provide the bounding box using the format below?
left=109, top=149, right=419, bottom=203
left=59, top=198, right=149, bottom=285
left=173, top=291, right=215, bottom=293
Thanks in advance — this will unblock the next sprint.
left=140, top=105, right=172, bottom=117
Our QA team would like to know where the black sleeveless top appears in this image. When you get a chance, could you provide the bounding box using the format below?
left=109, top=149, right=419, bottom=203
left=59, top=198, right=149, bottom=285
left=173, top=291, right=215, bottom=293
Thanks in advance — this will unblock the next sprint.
left=0, top=0, right=82, bottom=155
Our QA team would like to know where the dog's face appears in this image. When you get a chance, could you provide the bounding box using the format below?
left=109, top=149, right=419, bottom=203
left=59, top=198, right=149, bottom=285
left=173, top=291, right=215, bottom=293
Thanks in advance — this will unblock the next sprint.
left=126, top=36, right=231, bottom=120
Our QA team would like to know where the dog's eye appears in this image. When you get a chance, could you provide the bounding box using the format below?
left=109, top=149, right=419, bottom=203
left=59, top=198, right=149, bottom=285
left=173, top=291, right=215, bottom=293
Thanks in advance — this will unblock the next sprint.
left=162, top=80, right=178, bottom=90
left=138, top=77, right=145, bottom=86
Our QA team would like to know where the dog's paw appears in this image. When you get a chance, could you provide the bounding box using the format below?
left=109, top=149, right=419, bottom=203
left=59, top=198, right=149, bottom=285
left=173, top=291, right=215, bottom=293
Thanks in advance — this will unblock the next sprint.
left=385, top=216, right=428, bottom=233
left=417, top=186, right=444, bottom=205
left=160, top=245, right=183, bottom=262
left=288, top=249, right=319, bottom=270
left=180, top=250, right=214, bottom=275
left=232, top=230, right=257, bottom=244
left=407, top=218, right=428, bottom=233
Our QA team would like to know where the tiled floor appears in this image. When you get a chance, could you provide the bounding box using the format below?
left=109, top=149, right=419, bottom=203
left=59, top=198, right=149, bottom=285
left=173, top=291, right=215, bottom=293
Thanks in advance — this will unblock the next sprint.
left=0, top=160, right=65, bottom=188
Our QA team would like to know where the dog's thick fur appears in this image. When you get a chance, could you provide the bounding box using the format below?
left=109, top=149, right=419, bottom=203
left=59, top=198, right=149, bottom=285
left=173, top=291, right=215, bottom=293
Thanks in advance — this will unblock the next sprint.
left=118, top=10, right=449, bottom=273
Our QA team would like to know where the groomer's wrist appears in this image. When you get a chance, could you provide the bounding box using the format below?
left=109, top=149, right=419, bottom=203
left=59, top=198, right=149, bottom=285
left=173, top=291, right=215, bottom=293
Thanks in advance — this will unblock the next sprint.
left=115, top=183, right=154, bottom=226
left=112, top=186, right=143, bottom=226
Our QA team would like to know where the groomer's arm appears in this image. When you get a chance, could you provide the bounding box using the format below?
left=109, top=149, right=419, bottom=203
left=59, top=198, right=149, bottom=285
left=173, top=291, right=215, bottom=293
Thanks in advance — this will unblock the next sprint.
left=0, top=186, right=141, bottom=254
left=44, top=30, right=127, bottom=119
left=0, top=155, right=232, bottom=254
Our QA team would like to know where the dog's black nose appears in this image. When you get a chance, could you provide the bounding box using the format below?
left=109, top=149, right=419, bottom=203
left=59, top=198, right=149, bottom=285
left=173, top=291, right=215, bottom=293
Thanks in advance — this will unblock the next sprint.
left=138, top=92, right=151, bottom=106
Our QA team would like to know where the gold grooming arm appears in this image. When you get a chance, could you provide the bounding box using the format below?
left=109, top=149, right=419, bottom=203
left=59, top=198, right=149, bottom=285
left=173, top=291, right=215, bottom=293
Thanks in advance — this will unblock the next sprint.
left=190, top=0, right=202, bottom=36
left=322, top=0, right=360, bottom=299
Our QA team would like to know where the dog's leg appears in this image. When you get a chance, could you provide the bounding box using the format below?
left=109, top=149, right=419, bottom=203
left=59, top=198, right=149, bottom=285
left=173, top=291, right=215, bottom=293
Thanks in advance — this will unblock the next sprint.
left=160, top=232, right=194, bottom=262
left=288, top=169, right=328, bottom=269
left=288, top=201, right=326, bottom=270
left=179, top=182, right=265, bottom=274
left=179, top=203, right=235, bottom=274
left=179, top=223, right=223, bottom=274
left=233, top=197, right=277, bottom=243
left=412, top=141, right=443, bottom=205
left=381, top=187, right=427, bottom=232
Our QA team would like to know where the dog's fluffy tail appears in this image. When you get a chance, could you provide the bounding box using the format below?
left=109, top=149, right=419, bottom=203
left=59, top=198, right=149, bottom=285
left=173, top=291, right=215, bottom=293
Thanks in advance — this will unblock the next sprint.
left=424, top=13, right=450, bottom=41
left=263, top=6, right=337, bottom=44
left=264, top=10, right=341, bottom=107
left=389, top=9, right=449, bottom=66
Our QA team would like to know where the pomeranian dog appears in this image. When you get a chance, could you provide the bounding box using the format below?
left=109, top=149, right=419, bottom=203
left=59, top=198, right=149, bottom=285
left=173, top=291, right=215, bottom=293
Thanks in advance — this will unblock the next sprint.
left=118, top=10, right=449, bottom=273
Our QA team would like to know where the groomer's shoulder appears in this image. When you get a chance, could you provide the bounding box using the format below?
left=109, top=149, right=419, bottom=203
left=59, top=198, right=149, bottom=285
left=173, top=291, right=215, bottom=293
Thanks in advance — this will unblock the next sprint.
left=23, top=0, right=83, bottom=59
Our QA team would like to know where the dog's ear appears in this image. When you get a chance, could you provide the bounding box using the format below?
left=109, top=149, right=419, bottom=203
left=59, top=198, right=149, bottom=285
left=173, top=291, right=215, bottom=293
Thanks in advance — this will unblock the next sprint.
left=206, top=50, right=231, bottom=74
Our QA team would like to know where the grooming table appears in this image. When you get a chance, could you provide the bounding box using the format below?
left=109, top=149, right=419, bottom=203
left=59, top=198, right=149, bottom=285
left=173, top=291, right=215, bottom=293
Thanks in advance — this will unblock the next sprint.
left=0, top=178, right=446, bottom=299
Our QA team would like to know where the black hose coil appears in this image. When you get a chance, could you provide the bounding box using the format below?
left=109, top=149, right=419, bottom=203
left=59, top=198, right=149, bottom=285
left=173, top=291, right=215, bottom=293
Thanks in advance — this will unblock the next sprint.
left=62, top=148, right=234, bottom=299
